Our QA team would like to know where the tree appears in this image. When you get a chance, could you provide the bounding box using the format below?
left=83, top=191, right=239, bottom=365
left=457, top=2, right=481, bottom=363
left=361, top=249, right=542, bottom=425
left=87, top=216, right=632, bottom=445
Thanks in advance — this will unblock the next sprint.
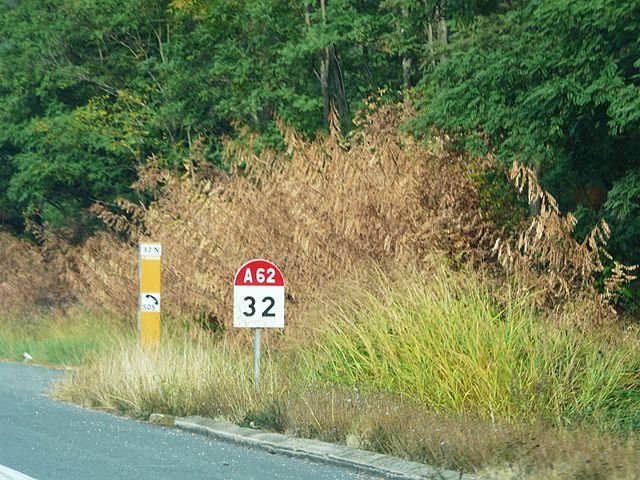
left=416, top=0, right=640, bottom=301
left=0, top=0, right=172, bottom=235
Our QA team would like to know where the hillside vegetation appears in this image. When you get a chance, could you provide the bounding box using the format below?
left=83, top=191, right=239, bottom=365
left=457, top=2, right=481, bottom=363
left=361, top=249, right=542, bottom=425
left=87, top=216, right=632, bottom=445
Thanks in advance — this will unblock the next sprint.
left=1, top=103, right=638, bottom=478
left=2, top=104, right=634, bottom=324
left=1, top=1, right=640, bottom=478
left=1, top=1, right=638, bottom=296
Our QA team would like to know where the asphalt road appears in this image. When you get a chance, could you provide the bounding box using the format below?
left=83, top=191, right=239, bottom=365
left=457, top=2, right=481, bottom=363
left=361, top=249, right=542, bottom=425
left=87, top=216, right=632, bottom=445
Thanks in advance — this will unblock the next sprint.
left=0, top=362, right=379, bottom=480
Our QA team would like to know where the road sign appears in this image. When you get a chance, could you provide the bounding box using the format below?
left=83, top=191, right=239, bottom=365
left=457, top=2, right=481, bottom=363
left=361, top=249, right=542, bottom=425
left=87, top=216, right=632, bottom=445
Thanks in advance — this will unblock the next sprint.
left=233, top=259, right=285, bottom=329
left=139, top=242, right=162, bottom=346
left=141, top=293, right=161, bottom=312
left=140, top=243, right=162, bottom=259
left=234, top=259, right=285, bottom=385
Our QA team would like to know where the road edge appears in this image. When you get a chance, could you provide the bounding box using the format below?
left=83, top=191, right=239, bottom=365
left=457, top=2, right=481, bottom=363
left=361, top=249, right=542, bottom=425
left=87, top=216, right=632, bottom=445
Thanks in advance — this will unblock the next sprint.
left=173, top=415, right=484, bottom=480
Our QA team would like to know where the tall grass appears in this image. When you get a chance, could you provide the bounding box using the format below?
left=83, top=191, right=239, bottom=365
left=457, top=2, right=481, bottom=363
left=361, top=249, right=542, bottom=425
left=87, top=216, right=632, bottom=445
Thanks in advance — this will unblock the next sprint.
left=2, top=103, right=633, bottom=330
left=55, top=329, right=289, bottom=421
left=54, top=264, right=640, bottom=478
left=37, top=103, right=490, bottom=330
left=0, top=310, right=128, bottom=366
left=310, top=265, right=640, bottom=428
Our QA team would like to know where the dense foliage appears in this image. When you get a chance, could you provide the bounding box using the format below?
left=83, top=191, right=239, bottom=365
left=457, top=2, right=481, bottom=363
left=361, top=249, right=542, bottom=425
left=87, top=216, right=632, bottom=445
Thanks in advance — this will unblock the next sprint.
left=0, top=0, right=402, bottom=232
left=0, top=0, right=638, bottom=302
left=415, top=0, right=640, bottom=274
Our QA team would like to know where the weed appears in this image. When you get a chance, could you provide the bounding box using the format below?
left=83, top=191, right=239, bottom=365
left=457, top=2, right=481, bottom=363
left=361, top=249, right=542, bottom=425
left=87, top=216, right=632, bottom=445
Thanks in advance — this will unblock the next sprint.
left=0, top=309, right=127, bottom=366
left=54, top=317, right=640, bottom=478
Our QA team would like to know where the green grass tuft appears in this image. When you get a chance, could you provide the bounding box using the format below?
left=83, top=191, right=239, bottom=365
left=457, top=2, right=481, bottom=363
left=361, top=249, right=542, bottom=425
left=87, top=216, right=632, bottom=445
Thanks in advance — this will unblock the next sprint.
left=15, top=263, right=640, bottom=478
left=310, top=266, right=640, bottom=429
left=0, top=311, right=129, bottom=366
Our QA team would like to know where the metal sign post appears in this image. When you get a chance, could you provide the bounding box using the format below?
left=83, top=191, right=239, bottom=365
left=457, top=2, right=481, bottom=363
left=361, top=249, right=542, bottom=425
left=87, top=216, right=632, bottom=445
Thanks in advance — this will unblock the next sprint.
left=233, top=259, right=285, bottom=385
left=253, top=328, right=261, bottom=384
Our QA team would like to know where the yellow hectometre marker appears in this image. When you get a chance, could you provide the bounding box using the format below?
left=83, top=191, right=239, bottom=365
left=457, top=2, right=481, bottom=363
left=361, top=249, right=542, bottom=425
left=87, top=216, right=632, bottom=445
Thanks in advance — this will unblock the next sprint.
left=138, top=243, right=162, bottom=346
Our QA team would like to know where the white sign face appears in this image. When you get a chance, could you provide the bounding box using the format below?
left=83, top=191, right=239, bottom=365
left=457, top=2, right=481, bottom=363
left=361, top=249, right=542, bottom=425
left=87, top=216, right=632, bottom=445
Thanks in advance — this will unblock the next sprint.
left=234, top=286, right=284, bottom=328
left=141, top=292, right=161, bottom=312
left=234, top=259, right=285, bottom=329
left=140, top=243, right=162, bottom=258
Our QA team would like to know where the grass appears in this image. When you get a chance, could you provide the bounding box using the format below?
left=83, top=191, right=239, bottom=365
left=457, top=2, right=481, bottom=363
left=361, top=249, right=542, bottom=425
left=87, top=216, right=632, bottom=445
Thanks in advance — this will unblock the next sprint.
left=310, top=265, right=640, bottom=430
left=52, top=263, right=640, bottom=478
left=0, top=310, right=130, bottom=366
left=52, top=327, right=640, bottom=479
left=3, top=103, right=639, bottom=478
left=54, top=329, right=288, bottom=420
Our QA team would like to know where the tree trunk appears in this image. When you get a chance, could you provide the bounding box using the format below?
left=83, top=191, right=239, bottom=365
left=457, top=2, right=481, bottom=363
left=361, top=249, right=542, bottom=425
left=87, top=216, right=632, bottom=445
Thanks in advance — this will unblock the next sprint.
left=427, top=21, right=435, bottom=67
left=362, top=45, right=374, bottom=83
left=320, top=0, right=331, bottom=125
left=402, top=57, right=412, bottom=88
left=320, top=45, right=331, bottom=125
left=330, top=47, right=348, bottom=120
left=437, top=0, right=448, bottom=62
left=401, top=6, right=412, bottom=88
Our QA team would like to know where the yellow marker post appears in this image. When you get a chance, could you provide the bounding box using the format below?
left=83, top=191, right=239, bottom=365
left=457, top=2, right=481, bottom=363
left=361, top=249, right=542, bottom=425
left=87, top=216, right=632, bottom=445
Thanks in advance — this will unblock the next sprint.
left=138, top=243, right=162, bottom=346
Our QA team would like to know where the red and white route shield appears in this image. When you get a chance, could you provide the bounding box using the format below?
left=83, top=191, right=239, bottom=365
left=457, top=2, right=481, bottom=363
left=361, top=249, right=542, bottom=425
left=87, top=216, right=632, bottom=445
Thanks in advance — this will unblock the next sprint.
left=233, top=259, right=285, bottom=328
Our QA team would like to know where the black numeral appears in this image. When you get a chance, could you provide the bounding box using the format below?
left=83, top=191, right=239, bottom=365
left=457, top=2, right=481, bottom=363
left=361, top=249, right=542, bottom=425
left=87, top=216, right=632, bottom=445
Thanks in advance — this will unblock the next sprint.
left=243, top=296, right=256, bottom=317
left=262, top=297, right=275, bottom=317
left=243, top=296, right=276, bottom=317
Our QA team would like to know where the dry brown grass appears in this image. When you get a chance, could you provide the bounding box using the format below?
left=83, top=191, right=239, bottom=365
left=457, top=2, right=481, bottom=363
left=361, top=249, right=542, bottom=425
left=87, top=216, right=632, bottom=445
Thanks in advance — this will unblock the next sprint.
left=3, top=102, right=635, bottom=332
left=287, top=390, right=640, bottom=480
left=493, top=162, right=637, bottom=324
left=68, top=103, right=491, bottom=331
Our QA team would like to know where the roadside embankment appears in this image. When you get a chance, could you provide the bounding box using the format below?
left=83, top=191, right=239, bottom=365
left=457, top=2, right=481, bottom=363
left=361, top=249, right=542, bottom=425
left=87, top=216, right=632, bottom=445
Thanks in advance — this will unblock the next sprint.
left=53, top=264, right=640, bottom=480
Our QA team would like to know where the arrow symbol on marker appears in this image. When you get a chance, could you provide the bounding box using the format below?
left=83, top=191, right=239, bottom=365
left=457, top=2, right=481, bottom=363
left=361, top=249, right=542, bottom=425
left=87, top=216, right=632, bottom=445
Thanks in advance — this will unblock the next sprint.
left=145, top=294, right=159, bottom=305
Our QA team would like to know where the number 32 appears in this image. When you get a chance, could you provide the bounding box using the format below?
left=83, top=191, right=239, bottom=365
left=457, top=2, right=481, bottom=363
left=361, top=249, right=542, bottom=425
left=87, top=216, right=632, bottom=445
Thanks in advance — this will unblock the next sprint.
left=242, top=296, right=275, bottom=317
